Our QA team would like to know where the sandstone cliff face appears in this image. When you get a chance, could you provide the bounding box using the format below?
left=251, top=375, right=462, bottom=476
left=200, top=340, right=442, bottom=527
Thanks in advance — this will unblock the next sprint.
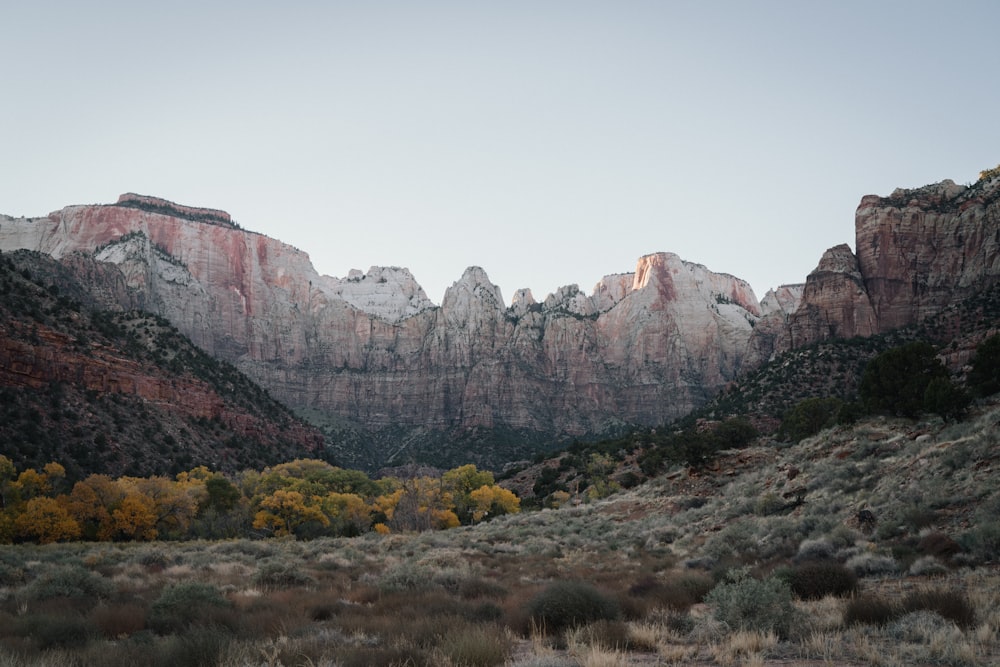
left=856, top=178, right=1000, bottom=330
left=749, top=175, right=1000, bottom=362
left=0, top=196, right=762, bottom=468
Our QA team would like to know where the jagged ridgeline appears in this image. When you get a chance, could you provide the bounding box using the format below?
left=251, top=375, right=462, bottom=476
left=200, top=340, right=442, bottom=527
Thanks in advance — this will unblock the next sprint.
left=1, top=168, right=1000, bottom=474
left=0, top=249, right=322, bottom=480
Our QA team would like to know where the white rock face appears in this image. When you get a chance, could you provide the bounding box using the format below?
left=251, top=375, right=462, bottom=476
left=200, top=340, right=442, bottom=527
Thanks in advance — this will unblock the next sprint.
left=322, top=266, right=435, bottom=323
left=759, top=285, right=804, bottom=317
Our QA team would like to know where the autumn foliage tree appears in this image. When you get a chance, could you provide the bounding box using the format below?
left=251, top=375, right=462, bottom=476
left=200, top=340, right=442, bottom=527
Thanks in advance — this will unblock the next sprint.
left=0, top=457, right=520, bottom=544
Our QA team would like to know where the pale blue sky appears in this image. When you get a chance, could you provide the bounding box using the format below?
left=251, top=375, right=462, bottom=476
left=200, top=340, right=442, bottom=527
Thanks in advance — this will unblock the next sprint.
left=2, top=1, right=997, bottom=305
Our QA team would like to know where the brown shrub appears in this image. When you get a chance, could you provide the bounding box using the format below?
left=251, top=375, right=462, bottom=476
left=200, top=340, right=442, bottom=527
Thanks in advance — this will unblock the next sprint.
left=628, top=571, right=714, bottom=611
left=787, top=562, right=858, bottom=600
left=903, top=588, right=976, bottom=629
left=843, top=594, right=900, bottom=627
left=917, top=531, right=962, bottom=559
left=90, top=602, right=148, bottom=638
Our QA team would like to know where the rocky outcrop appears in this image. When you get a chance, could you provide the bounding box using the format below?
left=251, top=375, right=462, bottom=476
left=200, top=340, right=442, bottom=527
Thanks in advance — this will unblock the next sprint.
left=0, top=197, right=763, bottom=468
left=749, top=175, right=1000, bottom=362
left=855, top=178, right=1000, bottom=330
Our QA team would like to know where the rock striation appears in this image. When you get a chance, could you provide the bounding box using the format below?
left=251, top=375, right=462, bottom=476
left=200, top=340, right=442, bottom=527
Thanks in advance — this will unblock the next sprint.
left=0, top=196, right=761, bottom=468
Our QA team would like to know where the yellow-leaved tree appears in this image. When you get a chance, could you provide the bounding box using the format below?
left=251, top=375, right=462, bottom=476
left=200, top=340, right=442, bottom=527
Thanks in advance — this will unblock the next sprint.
left=112, top=491, right=159, bottom=541
left=468, top=484, right=521, bottom=523
left=13, top=497, right=81, bottom=544
left=253, top=489, right=329, bottom=537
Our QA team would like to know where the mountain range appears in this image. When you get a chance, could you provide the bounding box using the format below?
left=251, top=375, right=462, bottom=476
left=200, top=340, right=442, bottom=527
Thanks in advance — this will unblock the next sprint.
left=2, top=172, right=999, bottom=472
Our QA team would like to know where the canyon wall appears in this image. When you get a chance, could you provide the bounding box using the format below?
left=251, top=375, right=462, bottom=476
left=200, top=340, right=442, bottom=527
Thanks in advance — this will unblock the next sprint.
left=0, top=196, right=760, bottom=467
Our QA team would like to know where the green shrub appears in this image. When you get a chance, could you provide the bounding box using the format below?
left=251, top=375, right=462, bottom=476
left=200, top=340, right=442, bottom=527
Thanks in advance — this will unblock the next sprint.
left=787, top=562, right=858, bottom=600
left=958, top=520, right=1000, bottom=563
left=704, top=568, right=797, bottom=637
left=859, top=342, right=948, bottom=418
left=923, top=376, right=971, bottom=420
left=252, top=557, right=316, bottom=589
left=845, top=552, right=898, bottom=577
left=526, top=581, right=620, bottom=633
left=967, top=334, right=1000, bottom=397
left=25, top=564, right=114, bottom=602
left=778, top=397, right=844, bottom=442
left=15, top=613, right=96, bottom=649
left=149, top=582, right=232, bottom=633
left=908, top=556, right=949, bottom=577
left=794, top=538, right=836, bottom=562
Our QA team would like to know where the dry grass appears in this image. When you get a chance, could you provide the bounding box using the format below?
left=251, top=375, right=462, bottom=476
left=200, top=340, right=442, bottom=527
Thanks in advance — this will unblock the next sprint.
left=2, top=407, right=1000, bottom=665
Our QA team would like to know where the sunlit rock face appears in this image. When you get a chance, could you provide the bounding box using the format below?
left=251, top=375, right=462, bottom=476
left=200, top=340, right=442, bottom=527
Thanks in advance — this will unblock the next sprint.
left=0, top=196, right=764, bottom=465
left=748, top=175, right=1000, bottom=361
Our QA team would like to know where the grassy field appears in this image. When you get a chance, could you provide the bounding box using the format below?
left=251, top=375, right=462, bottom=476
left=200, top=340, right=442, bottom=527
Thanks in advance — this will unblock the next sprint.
left=2, top=403, right=998, bottom=666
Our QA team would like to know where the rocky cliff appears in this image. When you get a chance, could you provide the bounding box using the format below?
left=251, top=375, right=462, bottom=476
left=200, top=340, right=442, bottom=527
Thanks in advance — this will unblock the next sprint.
left=7, top=171, right=996, bottom=471
left=0, top=195, right=760, bottom=469
left=749, top=174, right=1000, bottom=364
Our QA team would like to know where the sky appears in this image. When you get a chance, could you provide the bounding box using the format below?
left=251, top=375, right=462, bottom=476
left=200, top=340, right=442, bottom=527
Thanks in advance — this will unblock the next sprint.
left=2, top=1, right=998, bottom=306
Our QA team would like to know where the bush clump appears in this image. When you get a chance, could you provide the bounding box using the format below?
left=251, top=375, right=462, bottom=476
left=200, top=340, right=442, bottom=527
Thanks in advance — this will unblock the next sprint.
left=787, top=561, right=858, bottom=600
left=845, top=552, right=898, bottom=577
left=903, top=588, right=976, bottom=629
left=705, top=569, right=797, bottom=638
left=628, top=572, right=713, bottom=611
left=778, top=397, right=844, bottom=443
left=25, top=565, right=114, bottom=602
left=15, top=613, right=96, bottom=649
left=525, top=581, right=620, bottom=634
left=437, top=623, right=511, bottom=667
left=967, top=333, right=1000, bottom=397
left=843, top=594, right=900, bottom=627
left=252, top=558, right=316, bottom=590
left=149, top=582, right=233, bottom=633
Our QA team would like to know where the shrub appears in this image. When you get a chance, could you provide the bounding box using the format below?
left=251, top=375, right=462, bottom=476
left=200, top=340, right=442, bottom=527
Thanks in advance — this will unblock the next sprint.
left=568, top=619, right=635, bottom=650
left=150, top=628, right=233, bottom=667
left=917, top=531, right=961, bottom=559
left=902, top=588, right=976, bottom=629
left=908, top=556, right=949, bottom=577
left=778, top=397, right=843, bottom=442
left=251, top=557, right=316, bottom=590
left=843, top=594, right=900, bottom=627
left=90, top=602, right=148, bottom=638
left=787, top=562, right=858, bottom=600
left=845, top=552, right=898, bottom=577
left=525, top=581, right=621, bottom=634
left=15, top=612, right=96, bottom=649
left=149, top=582, right=232, bottom=633
left=704, top=569, right=797, bottom=638
left=628, top=572, right=713, bottom=611
left=794, top=537, right=836, bottom=563
left=859, top=341, right=948, bottom=417
left=967, top=334, right=1000, bottom=397
left=25, top=564, right=114, bottom=602
left=437, top=623, right=511, bottom=666
left=330, top=646, right=430, bottom=667
left=923, top=377, right=970, bottom=420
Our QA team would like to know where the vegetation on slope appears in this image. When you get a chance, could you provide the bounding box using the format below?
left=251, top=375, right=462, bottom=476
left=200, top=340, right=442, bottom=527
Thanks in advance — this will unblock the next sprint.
left=0, top=250, right=322, bottom=479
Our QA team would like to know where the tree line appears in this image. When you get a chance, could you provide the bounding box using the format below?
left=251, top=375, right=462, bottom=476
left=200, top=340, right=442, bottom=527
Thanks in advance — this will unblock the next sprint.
left=0, top=458, right=520, bottom=544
